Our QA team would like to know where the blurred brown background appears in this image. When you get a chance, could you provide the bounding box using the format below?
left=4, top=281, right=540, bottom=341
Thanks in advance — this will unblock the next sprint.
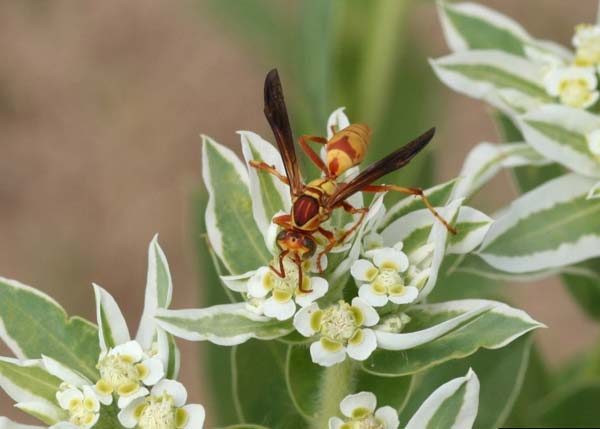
left=0, top=0, right=597, bottom=423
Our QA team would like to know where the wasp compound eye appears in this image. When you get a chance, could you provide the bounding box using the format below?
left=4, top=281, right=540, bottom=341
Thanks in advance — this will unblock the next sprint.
left=276, top=230, right=287, bottom=242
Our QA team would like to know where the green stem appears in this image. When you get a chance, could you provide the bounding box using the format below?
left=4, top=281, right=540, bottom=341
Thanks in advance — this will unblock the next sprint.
left=311, top=359, right=357, bottom=429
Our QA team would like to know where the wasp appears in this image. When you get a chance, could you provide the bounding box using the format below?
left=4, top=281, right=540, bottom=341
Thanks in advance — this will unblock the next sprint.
left=250, top=69, right=455, bottom=293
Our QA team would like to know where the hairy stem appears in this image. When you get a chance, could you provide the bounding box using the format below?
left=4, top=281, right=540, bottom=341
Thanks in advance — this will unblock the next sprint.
left=311, top=359, right=356, bottom=429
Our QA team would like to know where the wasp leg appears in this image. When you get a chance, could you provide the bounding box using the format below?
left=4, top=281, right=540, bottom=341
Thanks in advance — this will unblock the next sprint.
left=362, top=185, right=457, bottom=234
left=315, top=203, right=369, bottom=269
left=249, top=160, right=290, bottom=185
left=298, top=135, right=329, bottom=175
left=315, top=227, right=336, bottom=272
left=269, top=249, right=290, bottom=278
left=293, top=252, right=312, bottom=293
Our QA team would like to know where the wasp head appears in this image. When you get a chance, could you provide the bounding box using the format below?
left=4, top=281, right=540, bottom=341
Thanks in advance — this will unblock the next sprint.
left=276, top=229, right=316, bottom=259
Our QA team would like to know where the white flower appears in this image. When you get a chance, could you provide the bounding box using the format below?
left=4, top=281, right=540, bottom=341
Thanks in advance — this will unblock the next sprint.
left=587, top=128, right=600, bottom=161
left=293, top=298, right=379, bottom=367
left=95, top=340, right=165, bottom=408
left=328, top=391, right=399, bottom=429
left=351, top=246, right=418, bottom=307
left=246, top=259, right=328, bottom=321
left=573, top=24, right=600, bottom=67
left=118, top=379, right=205, bottom=429
left=56, top=385, right=100, bottom=429
left=544, top=65, right=599, bottom=109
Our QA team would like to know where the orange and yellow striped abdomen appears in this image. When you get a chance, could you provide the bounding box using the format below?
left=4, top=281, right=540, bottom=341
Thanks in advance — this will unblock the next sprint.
left=326, top=124, right=371, bottom=177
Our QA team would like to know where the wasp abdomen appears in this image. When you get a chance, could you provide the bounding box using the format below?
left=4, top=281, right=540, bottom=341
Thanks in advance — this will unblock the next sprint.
left=326, top=123, right=371, bottom=177
left=293, top=195, right=320, bottom=227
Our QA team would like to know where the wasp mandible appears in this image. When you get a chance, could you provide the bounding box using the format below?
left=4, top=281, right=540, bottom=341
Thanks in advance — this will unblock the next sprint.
left=250, top=69, right=456, bottom=293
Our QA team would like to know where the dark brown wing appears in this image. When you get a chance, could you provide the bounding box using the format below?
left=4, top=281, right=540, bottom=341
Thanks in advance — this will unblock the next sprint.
left=326, top=127, right=435, bottom=207
left=264, top=68, right=302, bottom=196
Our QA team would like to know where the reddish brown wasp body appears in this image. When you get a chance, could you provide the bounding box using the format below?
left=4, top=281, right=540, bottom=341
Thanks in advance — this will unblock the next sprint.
left=250, top=69, right=455, bottom=293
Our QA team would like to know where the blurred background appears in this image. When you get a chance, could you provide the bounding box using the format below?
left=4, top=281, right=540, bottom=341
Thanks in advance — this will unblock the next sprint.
left=0, top=0, right=597, bottom=423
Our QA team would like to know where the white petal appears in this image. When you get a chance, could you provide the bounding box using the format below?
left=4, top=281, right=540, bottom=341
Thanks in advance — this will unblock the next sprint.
left=94, top=386, right=113, bottom=406
left=219, top=270, right=255, bottom=292
left=587, top=181, right=600, bottom=200
left=309, top=251, right=329, bottom=272
left=373, top=248, right=409, bottom=272
left=351, top=260, right=377, bottom=282
left=295, top=277, right=328, bottom=307
left=118, top=398, right=145, bottom=428
left=118, top=386, right=149, bottom=409
left=358, top=284, right=389, bottom=307
left=42, top=355, right=91, bottom=387
left=340, top=391, right=377, bottom=417
left=389, top=286, right=419, bottom=305
left=351, top=298, right=380, bottom=327
left=56, top=388, right=83, bottom=410
left=327, top=107, right=350, bottom=139
left=50, top=423, right=81, bottom=429
left=151, top=379, right=188, bottom=407
left=263, top=297, right=296, bottom=321
left=82, top=386, right=100, bottom=412
left=375, top=406, right=400, bottom=429
left=328, top=416, right=345, bottom=429
left=112, top=340, right=144, bottom=362
left=140, top=357, right=165, bottom=386
left=247, top=267, right=271, bottom=298
left=362, top=232, right=384, bottom=252
left=293, top=303, right=319, bottom=337
left=309, top=341, right=346, bottom=367
left=181, top=404, right=206, bottom=429
left=346, top=329, right=377, bottom=361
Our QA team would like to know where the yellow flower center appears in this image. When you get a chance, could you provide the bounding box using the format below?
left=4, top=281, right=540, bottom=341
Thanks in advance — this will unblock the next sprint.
left=263, top=257, right=310, bottom=299
left=97, top=353, right=146, bottom=394
left=574, top=24, right=600, bottom=66
left=340, top=414, right=384, bottom=429
left=135, top=394, right=188, bottom=429
left=558, top=78, right=597, bottom=108
left=318, top=302, right=360, bottom=343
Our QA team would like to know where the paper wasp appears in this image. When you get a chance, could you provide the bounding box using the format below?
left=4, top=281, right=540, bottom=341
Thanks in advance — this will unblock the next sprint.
left=250, top=69, right=455, bottom=293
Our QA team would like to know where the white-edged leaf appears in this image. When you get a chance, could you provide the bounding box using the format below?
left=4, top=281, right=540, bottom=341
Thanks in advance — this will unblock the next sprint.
left=364, top=299, right=543, bottom=376
left=380, top=179, right=458, bottom=230
left=41, top=355, right=91, bottom=387
left=452, top=142, right=550, bottom=199
left=479, top=173, right=600, bottom=273
left=0, top=277, right=99, bottom=381
left=518, top=105, right=600, bottom=179
left=93, top=284, right=130, bottom=353
left=588, top=181, right=600, bottom=199
left=0, top=417, right=45, bottom=429
left=220, top=270, right=255, bottom=293
left=157, top=326, right=180, bottom=380
left=155, top=303, right=293, bottom=346
left=430, top=50, right=553, bottom=115
left=201, top=135, right=271, bottom=275
left=137, top=235, right=173, bottom=349
left=0, top=357, right=63, bottom=424
left=405, top=369, right=479, bottom=429
left=454, top=254, right=560, bottom=282
left=438, top=1, right=571, bottom=61
left=15, top=402, right=62, bottom=427
left=239, top=131, right=291, bottom=240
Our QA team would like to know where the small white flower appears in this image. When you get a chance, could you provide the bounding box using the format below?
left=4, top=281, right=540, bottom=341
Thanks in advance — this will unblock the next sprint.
left=328, top=391, right=399, bottom=429
left=573, top=24, right=600, bottom=67
left=293, top=298, right=379, bottom=367
left=351, top=247, right=418, bottom=307
left=118, top=379, right=205, bottom=429
left=247, top=259, right=328, bottom=321
left=95, top=340, right=165, bottom=408
left=56, top=385, right=101, bottom=429
left=544, top=65, right=599, bottom=109
left=587, top=128, right=600, bottom=162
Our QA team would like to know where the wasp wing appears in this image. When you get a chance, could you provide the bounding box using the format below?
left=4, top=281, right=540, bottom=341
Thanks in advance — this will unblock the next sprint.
left=326, top=127, right=435, bottom=207
left=263, top=68, right=303, bottom=197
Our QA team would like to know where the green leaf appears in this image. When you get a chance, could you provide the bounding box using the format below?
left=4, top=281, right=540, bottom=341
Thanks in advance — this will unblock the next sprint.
left=202, top=136, right=271, bottom=274
left=479, top=174, right=600, bottom=273
left=0, top=277, right=100, bottom=381
left=404, top=369, right=479, bottom=429
left=561, top=258, right=600, bottom=321
left=156, top=304, right=293, bottom=346
left=0, top=357, right=63, bottom=424
left=400, top=333, right=532, bottom=429
left=233, top=341, right=305, bottom=429
left=519, top=105, right=600, bottom=179
left=493, top=111, right=564, bottom=193
left=364, top=299, right=542, bottom=376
